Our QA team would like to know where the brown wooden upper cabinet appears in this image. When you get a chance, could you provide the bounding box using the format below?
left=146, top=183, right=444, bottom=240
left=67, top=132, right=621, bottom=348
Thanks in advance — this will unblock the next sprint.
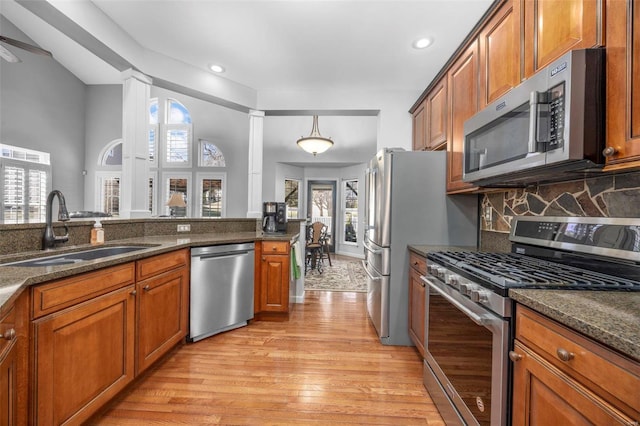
left=426, top=79, right=448, bottom=150
left=412, top=79, right=448, bottom=151
left=447, top=41, right=480, bottom=193
left=479, top=0, right=522, bottom=107
left=604, top=0, right=640, bottom=168
left=523, top=0, right=603, bottom=78
left=412, top=100, right=427, bottom=151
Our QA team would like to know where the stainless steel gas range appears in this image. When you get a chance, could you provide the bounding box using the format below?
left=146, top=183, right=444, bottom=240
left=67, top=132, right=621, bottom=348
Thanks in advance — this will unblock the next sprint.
left=421, top=216, right=640, bottom=426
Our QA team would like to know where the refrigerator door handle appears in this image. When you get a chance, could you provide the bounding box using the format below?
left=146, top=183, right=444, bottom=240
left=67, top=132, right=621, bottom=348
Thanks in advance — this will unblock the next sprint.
left=363, top=240, right=383, bottom=254
left=362, top=261, right=382, bottom=281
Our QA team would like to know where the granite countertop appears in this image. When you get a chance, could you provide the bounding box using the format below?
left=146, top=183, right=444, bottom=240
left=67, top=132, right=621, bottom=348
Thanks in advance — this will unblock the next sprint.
left=510, top=289, right=640, bottom=362
left=0, top=231, right=297, bottom=313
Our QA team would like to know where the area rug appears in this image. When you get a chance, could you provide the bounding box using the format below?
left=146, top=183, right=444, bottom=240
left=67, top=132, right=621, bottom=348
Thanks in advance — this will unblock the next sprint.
left=304, top=257, right=367, bottom=292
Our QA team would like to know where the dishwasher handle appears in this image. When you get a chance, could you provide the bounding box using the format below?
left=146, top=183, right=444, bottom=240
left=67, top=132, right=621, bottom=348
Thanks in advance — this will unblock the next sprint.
left=194, top=250, right=252, bottom=261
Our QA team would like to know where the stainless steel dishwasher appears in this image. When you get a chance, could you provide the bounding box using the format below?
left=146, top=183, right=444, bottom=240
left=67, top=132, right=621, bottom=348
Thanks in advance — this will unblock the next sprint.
left=189, top=242, right=255, bottom=342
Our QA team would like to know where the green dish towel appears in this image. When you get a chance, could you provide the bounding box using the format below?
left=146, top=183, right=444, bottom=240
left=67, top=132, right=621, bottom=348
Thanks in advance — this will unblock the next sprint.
left=291, top=245, right=301, bottom=279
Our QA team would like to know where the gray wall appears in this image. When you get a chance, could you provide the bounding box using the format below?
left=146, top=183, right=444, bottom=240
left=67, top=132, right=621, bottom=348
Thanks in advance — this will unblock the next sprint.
left=0, top=16, right=86, bottom=210
left=83, top=85, right=123, bottom=210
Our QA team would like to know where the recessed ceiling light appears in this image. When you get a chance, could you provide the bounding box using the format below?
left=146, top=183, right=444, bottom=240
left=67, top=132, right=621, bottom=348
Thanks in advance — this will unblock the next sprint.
left=412, top=37, right=433, bottom=49
left=209, top=64, right=225, bottom=73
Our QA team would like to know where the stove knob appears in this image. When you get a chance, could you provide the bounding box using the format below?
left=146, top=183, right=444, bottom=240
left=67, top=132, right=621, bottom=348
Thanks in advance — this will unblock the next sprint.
left=447, top=275, right=458, bottom=287
left=470, top=289, right=490, bottom=303
left=459, top=283, right=472, bottom=295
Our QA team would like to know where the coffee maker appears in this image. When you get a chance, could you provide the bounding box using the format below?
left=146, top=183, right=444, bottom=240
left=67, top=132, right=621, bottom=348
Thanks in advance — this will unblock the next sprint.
left=263, top=202, right=287, bottom=233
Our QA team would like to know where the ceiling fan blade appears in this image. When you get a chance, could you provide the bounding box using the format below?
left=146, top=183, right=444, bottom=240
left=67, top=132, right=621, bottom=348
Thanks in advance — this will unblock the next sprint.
left=0, top=44, right=21, bottom=63
left=0, top=35, right=52, bottom=58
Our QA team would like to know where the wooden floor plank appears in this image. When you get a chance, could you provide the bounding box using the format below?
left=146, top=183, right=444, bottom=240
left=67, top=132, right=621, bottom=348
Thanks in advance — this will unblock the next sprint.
left=90, top=291, right=445, bottom=425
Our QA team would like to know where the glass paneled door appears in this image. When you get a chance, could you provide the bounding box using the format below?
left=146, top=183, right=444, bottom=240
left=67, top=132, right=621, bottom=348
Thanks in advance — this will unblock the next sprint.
left=306, top=180, right=336, bottom=252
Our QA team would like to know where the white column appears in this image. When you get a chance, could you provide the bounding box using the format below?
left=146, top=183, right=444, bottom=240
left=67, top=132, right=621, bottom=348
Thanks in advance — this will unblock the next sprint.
left=247, top=110, right=264, bottom=218
left=120, top=69, right=152, bottom=218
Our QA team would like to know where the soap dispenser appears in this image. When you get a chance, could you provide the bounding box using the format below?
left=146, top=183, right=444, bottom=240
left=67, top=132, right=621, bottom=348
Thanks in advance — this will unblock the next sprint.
left=90, top=220, right=104, bottom=245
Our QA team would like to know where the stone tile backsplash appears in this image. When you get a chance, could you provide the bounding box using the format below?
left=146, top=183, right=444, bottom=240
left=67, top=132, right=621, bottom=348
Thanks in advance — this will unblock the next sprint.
left=481, top=171, right=640, bottom=233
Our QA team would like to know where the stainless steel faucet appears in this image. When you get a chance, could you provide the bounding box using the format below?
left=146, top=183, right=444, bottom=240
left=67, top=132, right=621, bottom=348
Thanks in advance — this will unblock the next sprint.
left=43, top=190, right=70, bottom=249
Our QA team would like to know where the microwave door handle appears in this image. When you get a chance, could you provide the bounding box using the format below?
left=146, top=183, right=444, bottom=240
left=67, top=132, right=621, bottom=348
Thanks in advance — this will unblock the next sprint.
left=528, top=91, right=539, bottom=153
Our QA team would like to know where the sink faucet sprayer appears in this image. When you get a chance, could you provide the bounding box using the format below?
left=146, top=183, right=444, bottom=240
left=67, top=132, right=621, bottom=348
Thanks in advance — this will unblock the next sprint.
left=43, top=190, right=70, bottom=249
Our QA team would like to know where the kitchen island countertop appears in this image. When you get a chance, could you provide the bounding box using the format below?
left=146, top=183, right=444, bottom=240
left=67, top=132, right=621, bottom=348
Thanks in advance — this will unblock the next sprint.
left=0, top=231, right=297, bottom=313
left=510, top=289, right=640, bottom=363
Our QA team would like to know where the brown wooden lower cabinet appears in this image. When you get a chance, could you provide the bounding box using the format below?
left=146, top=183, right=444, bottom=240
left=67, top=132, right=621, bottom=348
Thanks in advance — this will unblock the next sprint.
left=30, top=249, right=189, bottom=425
left=0, top=292, right=28, bottom=426
left=33, top=285, right=136, bottom=425
left=136, top=264, right=189, bottom=374
left=255, top=241, right=291, bottom=318
left=511, top=305, right=640, bottom=425
left=408, top=251, right=427, bottom=357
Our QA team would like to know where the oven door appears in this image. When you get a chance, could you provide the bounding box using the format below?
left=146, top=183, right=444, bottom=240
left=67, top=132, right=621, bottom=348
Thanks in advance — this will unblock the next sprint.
left=421, top=274, right=509, bottom=426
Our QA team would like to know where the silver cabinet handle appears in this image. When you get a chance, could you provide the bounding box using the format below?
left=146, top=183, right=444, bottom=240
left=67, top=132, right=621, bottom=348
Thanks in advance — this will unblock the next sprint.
left=556, top=348, right=575, bottom=362
left=509, top=351, right=523, bottom=362
left=143, top=285, right=150, bottom=291
left=0, top=328, right=16, bottom=341
left=602, top=146, right=617, bottom=157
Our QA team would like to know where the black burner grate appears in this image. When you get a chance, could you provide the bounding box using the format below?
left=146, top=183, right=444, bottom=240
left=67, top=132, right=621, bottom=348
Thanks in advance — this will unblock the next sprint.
left=428, top=251, right=640, bottom=290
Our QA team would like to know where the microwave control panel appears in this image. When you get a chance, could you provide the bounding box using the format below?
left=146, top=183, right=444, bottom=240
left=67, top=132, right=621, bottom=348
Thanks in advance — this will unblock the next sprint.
left=547, top=82, right=565, bottom=149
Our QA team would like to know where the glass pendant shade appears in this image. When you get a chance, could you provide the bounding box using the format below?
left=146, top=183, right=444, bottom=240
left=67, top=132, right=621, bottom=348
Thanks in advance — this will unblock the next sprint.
left=297, top=115, right=333, bottom=156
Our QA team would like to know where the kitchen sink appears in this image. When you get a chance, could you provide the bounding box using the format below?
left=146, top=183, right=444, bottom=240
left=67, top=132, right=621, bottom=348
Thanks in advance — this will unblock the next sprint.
left=3, top=245, right=158, bottom=267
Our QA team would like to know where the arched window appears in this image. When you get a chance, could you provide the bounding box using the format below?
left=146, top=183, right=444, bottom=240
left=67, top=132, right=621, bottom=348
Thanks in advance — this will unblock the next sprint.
left=164, top=99, right=192, bottom=167
left=199, top=140, right=226, bottom=167
left=99, top=139, right=123, bottom=166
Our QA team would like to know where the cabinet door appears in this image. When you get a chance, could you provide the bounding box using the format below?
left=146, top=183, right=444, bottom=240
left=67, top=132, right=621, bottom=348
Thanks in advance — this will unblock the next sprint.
left=524, top=0, right=602, bottom=78
left=408, top=267, right=426, bottom=358
left=604, top=0, right=640, bottom=167
left=0, top=341, right=17, bottom=426
left=137, top=267, right=189, bottom=374
left=511, top=341, right=636, bottom=426
left=259, top=254, right=289, bottom=313
left=427, top=79, right=448, bottom=150
left=479, top=0, right=522, bottom=106
left=412, top=100, right=427, bottom=151
left=447, top=40, right=480, bottom=193
left=33, top=286, right=135, bottom=426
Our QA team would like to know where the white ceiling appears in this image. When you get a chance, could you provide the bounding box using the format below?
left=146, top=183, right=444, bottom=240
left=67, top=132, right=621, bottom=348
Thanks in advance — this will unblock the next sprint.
left=2, top=0, right=493, bottom=93
left=1, top=0, right=493, bottom=166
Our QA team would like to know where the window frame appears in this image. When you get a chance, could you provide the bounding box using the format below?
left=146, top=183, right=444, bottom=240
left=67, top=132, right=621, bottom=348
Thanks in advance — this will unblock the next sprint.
left=195, top=172, right=226, bottom=218
left=342, top=178, right=359, bottom=246
left=0, top=144, right=52, bottom=223
left=162, top=123, right=193, bottom=168
left=95, top=171, right=121, bottom=217
left=162, top=172, right=191, bottom=217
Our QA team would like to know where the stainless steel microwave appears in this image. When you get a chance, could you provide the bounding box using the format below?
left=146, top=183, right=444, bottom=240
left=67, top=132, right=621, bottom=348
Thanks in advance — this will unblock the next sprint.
left=463, top=49, right=605, bottom=187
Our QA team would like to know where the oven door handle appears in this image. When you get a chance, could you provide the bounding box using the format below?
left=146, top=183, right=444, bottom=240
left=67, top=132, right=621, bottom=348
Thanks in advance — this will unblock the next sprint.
left=421, top=275, right=489, bottom=327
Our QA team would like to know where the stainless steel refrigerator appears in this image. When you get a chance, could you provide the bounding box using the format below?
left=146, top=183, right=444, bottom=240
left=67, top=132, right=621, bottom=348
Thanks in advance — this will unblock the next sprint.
left=363, top=148, right=478, bottom=346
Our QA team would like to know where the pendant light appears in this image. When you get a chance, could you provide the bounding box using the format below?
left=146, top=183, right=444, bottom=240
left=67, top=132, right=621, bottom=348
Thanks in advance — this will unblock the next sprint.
left=296, top=115, right=333, bottom=156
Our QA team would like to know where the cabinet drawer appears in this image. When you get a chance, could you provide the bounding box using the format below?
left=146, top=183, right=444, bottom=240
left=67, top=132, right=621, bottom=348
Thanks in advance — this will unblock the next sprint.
left=136, top=248, right=188, bottom=281
left=261, top=241, right=289, bottom=255
left=409, top=251, right=426, bottom=275
left=32, top=263, right=135, bottom=319
left=516, top=306, right=640, bottom=415
left=0, top=306, right=16, bottom=357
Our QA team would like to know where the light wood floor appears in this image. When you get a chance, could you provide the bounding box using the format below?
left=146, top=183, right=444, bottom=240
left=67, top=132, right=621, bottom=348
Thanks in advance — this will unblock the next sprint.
left=90, top=291, right=445, bottom=425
